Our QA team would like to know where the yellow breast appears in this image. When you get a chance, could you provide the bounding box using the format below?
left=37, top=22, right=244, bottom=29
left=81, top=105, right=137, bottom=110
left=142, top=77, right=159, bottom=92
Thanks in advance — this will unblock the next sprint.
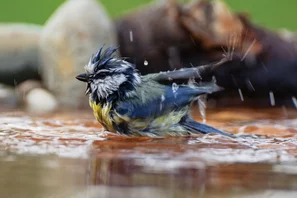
left=89, top=100, right=115, bottom=132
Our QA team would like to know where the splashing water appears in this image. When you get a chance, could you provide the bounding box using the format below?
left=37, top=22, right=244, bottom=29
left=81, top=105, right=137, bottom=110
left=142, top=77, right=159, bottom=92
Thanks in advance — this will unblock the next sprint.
left=261, top=62, right=268, bottom=72
left=160, top=95, right=165, bottom=111
left=198, top=95, right=207, bottom=123
left=269, top=91, right=275, bottom=106
left=161, top=94, right=165, bottom=102
left=187, top=77, right=197, bottom=88
left=144, top=60, right=148, bottom=66
left=129, top=30, right=133, bottom=42
left=246, top=79, right=255, bottom=91
left=172, top=83, right=179, bottom=94
left=2, top=108, right=297, bottom=197
left=292, top=97, right=297, bottom=109
left=241, top=39, right=256, bottom=61
left=238, top=89, right=244, bottom=101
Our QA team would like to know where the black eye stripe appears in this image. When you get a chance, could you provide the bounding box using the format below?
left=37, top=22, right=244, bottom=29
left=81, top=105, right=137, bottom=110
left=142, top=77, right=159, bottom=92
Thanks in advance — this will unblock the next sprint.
left=93, top=69, right=127, bottom=79
left=94, top=71, right=109, bottom=78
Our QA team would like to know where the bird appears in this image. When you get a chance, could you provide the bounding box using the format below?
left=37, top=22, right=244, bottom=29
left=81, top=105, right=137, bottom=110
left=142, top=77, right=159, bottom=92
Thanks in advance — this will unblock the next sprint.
left=76, top=46, right=233, bottom=137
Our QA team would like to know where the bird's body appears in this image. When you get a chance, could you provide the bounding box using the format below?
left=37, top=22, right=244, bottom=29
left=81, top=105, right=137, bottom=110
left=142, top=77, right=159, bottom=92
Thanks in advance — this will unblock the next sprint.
left=76, top=46, right=232, bottom=137
left=89, top=76, right=206, bottom=136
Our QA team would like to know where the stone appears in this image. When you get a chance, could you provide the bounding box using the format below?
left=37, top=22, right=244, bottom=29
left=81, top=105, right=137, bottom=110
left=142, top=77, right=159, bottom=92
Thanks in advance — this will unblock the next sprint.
left=0, top=23, right=42, bottom=86
left=25, top=88, right=58, bottom=114
left=16, top=80, right=58, bottom=114
left=39, top=0, right=117, bottom=108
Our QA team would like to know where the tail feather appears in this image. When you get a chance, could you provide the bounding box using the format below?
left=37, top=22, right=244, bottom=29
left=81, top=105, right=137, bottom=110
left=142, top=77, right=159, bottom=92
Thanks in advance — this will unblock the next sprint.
left=180, top=116, right=234, bottom=137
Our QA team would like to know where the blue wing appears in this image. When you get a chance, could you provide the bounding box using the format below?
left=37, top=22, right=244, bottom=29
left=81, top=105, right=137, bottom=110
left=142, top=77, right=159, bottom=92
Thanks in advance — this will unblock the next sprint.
left=115, top=83, right=221, bottom=119
left=179, top=115, right=235, bottom=137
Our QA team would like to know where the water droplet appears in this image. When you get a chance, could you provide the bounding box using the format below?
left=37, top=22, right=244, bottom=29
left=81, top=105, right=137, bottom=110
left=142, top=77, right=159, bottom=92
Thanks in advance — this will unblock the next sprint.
left=269, top=91, right=275, bottom=106
left=212, top=76, right=217, bottom=83
left=198, top=95, right=207, bottom=123
left=238, top=89, right=244, bottom=101
left=129, top=30, right=133, bottom=42
left=241, top=39, right=256, bottom=61
left=188, top=77, right=196, bottom=88
left=159, top=95, right=165, bottom=111
left=261, top=63, right=268, bottom=72
left=246, top=79, right=255, bottom=91
left=144, top=60, right=148, bottom=66
left=172, top=83, right=179, bottom=93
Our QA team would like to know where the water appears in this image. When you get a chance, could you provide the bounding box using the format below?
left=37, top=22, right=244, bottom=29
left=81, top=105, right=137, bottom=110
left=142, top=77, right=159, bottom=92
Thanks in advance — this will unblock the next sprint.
left=1, top=108, right=297, bottom=197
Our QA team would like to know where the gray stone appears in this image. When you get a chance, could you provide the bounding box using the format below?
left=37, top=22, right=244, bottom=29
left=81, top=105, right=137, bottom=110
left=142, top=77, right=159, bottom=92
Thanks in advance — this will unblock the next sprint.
left=0, top=23, right=42, bottom=86
left=40, top=0, right=117, bottom=108
left=25, top=88, right=58, bottom=114
left=15, top=80, right=58, bottom=114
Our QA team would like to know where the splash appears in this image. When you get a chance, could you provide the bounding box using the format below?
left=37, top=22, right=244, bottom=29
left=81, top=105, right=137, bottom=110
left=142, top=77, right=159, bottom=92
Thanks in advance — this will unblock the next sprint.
left=172, top=82, right=179, bottom=94
left=269, top=91, right=275, bottom=106
left=129, top=30, right=133, bottom=42
left=292, top=97, right=297, bottom=109
left=241, top=39, right=256, bottom=61
left=197, top=95, right=207, bottom=123
left=238, top=88, right=244, bottom=101
left=160, top=94, right=165, bottom=111
left=144, top=60, right=148, bottom=66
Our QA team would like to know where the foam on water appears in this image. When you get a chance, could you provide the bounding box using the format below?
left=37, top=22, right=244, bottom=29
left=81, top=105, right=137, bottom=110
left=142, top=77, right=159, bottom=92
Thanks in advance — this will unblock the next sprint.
left=1, top=108, right=297, bottom=164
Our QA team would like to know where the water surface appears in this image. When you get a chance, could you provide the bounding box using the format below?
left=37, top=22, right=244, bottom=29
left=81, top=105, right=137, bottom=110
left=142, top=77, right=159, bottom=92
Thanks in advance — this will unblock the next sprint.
left=1, top=108, right=297, bottom=197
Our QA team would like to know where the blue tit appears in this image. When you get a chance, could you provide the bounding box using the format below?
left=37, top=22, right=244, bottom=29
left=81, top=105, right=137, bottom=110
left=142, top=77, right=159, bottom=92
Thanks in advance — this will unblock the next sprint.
left=76, top=46, right=233, bottom=137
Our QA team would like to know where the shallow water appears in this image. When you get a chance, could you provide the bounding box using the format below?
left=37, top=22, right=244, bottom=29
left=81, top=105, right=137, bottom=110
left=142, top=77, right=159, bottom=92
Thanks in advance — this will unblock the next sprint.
left=1, top=107, right=297, bottom=197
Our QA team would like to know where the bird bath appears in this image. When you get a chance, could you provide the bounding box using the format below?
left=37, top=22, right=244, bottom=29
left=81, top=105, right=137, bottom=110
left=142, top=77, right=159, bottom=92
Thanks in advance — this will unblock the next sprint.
left=1, top=107, right=297, bottom=197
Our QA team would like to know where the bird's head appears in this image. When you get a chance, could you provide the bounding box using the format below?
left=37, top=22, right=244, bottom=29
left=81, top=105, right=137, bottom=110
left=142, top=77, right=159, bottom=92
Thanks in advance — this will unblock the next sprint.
left=76, top=46, right=141, bottom=103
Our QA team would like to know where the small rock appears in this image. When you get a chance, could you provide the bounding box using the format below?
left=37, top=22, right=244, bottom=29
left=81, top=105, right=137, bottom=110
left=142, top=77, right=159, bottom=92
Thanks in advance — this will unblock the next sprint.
left=25, top=88, right=58, bottom=114
left=0, top=23, right=42, bottom=86
left=16, top=80, right=58, bottom=114
left=39, top=0, right=117, bottom=108
left=17, top=80, right=42, bottom=95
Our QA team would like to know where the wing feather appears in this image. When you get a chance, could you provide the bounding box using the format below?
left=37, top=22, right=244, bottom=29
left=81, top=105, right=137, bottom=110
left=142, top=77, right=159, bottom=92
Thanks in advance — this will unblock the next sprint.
left=115, top=82, right=221, bottom=119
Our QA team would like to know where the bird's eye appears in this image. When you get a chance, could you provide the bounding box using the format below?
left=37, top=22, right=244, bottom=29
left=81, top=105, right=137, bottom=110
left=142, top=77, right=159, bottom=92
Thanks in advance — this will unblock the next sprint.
left=94, top=72, right=108, bottom=79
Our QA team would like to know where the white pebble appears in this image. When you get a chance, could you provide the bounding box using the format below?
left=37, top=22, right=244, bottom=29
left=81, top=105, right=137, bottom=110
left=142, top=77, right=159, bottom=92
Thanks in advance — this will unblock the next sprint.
left=25, top=88, right=58, bottom=114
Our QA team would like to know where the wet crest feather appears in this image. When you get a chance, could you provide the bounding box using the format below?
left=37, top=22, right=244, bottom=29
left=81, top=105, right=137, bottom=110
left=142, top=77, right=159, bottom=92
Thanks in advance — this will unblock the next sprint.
left=84, top=46, right=141, bottom=102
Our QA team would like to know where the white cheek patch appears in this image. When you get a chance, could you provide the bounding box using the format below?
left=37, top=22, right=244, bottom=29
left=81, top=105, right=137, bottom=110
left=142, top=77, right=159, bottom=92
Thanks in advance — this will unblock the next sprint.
left=86, top=57, right=142, bottom=100
left=94, top=74, right=127, bottom=98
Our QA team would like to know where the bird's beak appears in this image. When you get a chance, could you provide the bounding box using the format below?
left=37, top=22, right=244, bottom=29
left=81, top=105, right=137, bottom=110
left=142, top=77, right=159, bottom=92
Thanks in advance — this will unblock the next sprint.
left=76, top=73, right=89, bottom=82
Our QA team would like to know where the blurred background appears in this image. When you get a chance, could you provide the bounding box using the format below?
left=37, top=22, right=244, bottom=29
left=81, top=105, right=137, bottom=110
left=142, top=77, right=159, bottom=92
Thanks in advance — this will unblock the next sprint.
left=1, top=2, right=297, bottom=198
left=1, top=0, right=297, bottom=110
left=1, top=0, right=297, bottom=30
